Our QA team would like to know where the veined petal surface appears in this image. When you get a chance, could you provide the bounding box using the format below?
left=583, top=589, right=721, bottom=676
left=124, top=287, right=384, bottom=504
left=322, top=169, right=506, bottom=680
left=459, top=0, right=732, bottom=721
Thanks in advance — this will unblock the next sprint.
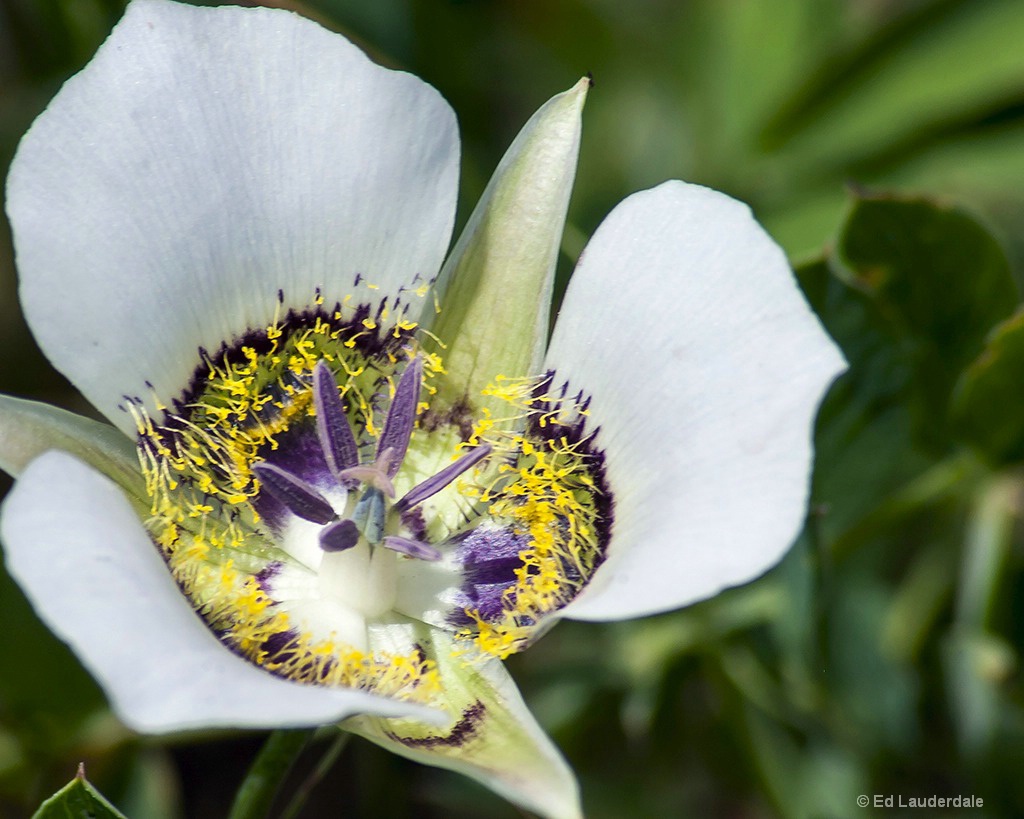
left=346, top=634, right=581, bottom=819
left=548, top=181, right=845, bottom=621
left=432, top=78, right=588, bottom=409
left=0, top=395, right=143, bottom=507
left=6, top=0, right=459, bottom=433
left=0, top=451, right=437, bottom=733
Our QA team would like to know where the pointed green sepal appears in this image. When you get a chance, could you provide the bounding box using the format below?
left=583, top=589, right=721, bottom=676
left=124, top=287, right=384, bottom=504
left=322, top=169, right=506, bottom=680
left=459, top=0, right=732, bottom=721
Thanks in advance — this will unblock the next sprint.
left=0, top=394, right=146, bottom=512
left=430, top=78, right=589, bottom=413
left=344, top=633, right=581, bottom=819
left=32, top=763, right=128, bottom=819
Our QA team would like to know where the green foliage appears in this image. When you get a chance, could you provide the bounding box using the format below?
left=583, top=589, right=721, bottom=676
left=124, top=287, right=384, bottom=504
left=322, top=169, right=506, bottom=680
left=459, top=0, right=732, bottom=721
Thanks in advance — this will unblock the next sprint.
left=786, top=193, right=1022, bottom=816
left=836, top=195, right=1017, bottom=444
left=33, top=766, right=127, bottom=819
left=954, top=310, right=1024, bottom=465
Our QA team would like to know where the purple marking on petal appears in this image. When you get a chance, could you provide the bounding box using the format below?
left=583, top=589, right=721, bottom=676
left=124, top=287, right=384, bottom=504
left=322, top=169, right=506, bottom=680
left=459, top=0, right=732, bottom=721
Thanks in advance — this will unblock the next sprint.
left=260, top=423, right=333, bottom=489
left=251, top=484, right=293, bottom=534
left=255, top=562, right=282, bottom=594
left=382, top=535, right=441, bottom=561
left=401, top=506, right=428, bottom=541
left=447, top=525, right=531, bottom=626
left=395, top=444, right=492, bottom=512
left=171, top=301, right=419, bottom=426
left=387, top=700, right=486, bottom=749
left=252, top=462, right=336, bottom=525
left=261, top=629, right=300, bottom=666
left=314, top=360, right=359, bottom=478
left=455, top=524, right=528, bottom=564
left=449, top=581, right=515, bottom=627
left=463, top=555, right=525, bottom=586
left=319, top=519, right=360, bottom=552
left=376, top=357, right=422, bottom=478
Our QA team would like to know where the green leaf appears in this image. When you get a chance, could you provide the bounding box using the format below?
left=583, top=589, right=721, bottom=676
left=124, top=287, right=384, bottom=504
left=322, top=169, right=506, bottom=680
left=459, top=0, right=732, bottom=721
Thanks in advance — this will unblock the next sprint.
left=830, top=577, right=919, bottom=756
left=741, top=700, right=866, bottom=819
left=835, top=193, right=1017, bottom=445
left=0, top=395, right=146, bottom=512
left=678, top=0, right=847, bottom=174
left=956, top=477, right=1018, bottom=631
left=954, top=310, right=1024, bottom=465
left=943, top=630, right=1016, bottom=761
left=32, top=764, right=128, bottom=819
left=116, top=749, right=181, bottom=819
left=796, top=256, right=929, bottom=542
left=768, top=0, right=1024, bottom=173
left=797, top=194, right=1014, bottom=554
left=430, top=78, right=588, bottom=414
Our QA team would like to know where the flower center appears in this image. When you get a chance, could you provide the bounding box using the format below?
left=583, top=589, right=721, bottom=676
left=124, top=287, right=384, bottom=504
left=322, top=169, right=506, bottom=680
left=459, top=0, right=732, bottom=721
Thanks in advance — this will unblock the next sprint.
left=129, top=294, right=612, bottom=703
left=253, top=357, right=491, bottom=560
left=249, top=357, right=491, bottom=618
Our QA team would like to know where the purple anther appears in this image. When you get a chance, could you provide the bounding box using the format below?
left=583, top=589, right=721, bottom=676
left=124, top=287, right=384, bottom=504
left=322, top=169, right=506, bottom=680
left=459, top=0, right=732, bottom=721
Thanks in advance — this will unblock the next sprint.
left=395, top=444, right=492, bottom=513
left=313, top=360, right=359, bottom=479
left=382, top=535, right=442, bottom=561
left=375, top=357, right=422, bottom=478
left=319, top=518, right=361, bottom=552
left=252, top=462, right=336, bottom=525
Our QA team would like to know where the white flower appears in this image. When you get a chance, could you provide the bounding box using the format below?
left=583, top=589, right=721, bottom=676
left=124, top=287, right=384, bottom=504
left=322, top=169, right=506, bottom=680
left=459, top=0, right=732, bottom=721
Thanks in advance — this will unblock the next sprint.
left=0, top=1, right=844, bottom=817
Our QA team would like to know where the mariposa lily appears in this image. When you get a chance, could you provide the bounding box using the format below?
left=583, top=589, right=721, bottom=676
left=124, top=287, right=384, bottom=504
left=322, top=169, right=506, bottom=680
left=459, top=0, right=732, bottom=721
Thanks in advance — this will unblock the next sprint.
left=0, top=2, right=843, bottom=816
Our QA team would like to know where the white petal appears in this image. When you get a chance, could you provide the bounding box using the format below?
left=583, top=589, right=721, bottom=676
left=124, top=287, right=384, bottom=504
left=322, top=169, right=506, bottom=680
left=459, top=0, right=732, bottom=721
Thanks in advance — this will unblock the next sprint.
left=547, top=181, right=845, bottom=621
left=7, top=0, right=459, bottom=434
left=0, top=451, right=437, bottom=733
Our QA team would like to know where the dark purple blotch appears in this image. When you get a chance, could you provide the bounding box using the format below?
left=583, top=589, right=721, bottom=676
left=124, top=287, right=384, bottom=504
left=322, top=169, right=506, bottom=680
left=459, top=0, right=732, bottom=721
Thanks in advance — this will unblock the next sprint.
left=386, top=700, right=487, bottom=749
left=447, top=525, right=532, bottom=627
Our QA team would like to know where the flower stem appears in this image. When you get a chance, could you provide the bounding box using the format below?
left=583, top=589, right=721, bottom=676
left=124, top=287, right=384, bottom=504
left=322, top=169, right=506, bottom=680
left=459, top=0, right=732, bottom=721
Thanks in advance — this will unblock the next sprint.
left=227, top=729, right=314, bottom=819
left=279, top=731, right=350, bottom=819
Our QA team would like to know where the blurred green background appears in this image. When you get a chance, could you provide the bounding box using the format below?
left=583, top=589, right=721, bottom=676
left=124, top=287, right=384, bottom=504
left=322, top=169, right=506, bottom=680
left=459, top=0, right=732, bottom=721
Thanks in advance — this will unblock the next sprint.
left=4, top=0, right=1024, bottom=816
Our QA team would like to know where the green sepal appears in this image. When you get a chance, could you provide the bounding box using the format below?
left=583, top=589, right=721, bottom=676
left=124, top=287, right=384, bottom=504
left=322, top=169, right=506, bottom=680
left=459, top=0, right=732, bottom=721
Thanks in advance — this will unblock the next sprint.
left=344, top=632, right=581, bottom=819
left=32, top=764, right=128, bottom=819
left=0, top=394, right=146, bottom=513
left=429, top=78, right=589, bottom=415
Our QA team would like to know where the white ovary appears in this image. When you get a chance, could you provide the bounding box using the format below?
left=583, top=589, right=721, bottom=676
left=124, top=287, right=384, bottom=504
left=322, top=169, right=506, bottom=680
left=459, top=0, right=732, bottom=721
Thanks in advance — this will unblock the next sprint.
left=268, top=510, right=402, bottom=652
